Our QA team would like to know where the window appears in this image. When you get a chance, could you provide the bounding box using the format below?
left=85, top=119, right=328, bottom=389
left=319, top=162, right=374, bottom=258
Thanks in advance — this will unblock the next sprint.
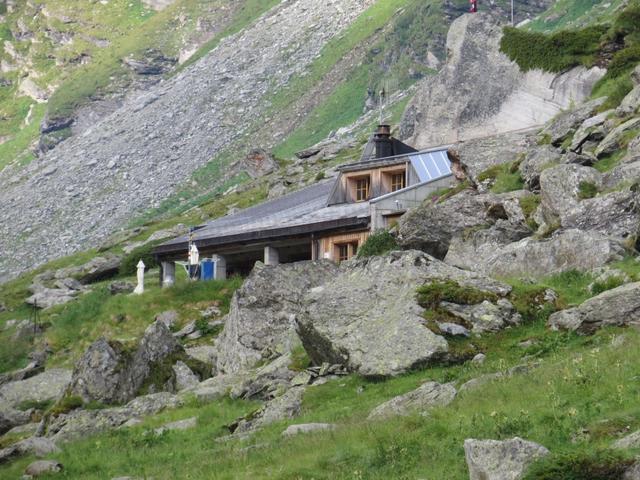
left=336, top=242, right=358, bottom=262
left=391, top=172, right=405, bottom=192
left=338, top=244, right=349, bottom=262
left=355, top=177, right=370, bottom=201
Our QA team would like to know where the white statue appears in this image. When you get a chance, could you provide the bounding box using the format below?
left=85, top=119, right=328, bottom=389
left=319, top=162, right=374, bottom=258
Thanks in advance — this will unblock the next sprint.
left=189, top=244, right=199, bottom=265
left=133, top=260, right=145, bottom=295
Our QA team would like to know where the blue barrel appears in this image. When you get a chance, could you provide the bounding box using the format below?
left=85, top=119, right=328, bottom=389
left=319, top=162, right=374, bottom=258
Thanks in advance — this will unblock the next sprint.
left=200, top=259, right=215, bottom=281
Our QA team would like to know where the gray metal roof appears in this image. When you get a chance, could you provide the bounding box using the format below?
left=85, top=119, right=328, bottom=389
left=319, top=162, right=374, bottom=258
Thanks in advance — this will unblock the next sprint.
left=156, top=180, right=370, bottom=255
left=409, top=149, right=452, bottom=182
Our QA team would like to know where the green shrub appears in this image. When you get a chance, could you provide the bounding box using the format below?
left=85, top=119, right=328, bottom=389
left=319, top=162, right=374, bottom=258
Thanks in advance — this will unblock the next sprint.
left=590, top=275, right=625, bottom=295
left=417, top=281, right=498, bottom=309
left=119, top=240, right=162, bottom=276
left=578, top=181, right=599, bottom=199
left=500, top=25, right=606, bottom=73
left=508, top=283, right=559, bottom=323
left=477, top=162, right=524, bottom=193
left=357, top=230, right=399, bottom=257
left=523, top=449, right=635, bottom=480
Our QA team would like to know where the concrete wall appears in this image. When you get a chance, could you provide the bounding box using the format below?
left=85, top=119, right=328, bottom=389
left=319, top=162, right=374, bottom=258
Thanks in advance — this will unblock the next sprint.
left=370, top=175, right=454, bottom=230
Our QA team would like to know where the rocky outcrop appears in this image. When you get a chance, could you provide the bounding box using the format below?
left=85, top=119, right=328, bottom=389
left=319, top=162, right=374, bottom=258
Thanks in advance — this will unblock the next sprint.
left=400, top=13, right=604, bottom=148
left=296, top=251, right=511, bottom=378
left=367, top=382, right=457, bottom=419
left=0, top=437, right=59, bottom=464
left=0, top=369, right=71, bottom=409
left=519, top=145, right=562, bottom=190
left=537, top=164, right=640, bottom=241
left=397, top=190, right=529, bottom=259
left=215, top=260, right=338, bottom=374
left=539, top=97, right=606, bottom=147
left=0, top=407, right=33, bottom=435
left=613, top=430, right=640, bottom=450
left=464, top=437, right=550, bottom=480
left=447, top=229, right=625, bottom=278
left=46, top=392, right=182, bottom=443
left=68, top=321, right=183, bottom=404
left=232, top=387, right=305, bottom=434
left=440, top=299, right=522, bottom=334
left=548, top=282, right=640, bottom=335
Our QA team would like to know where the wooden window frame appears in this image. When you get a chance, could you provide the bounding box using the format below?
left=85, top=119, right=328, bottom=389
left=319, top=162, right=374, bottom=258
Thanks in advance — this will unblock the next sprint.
left=354, top=176, right=370, bottom=202
left=390, top=172, right=406, bottom=192
left=335, top=241, right=359, bottom=262
left=337, top=244, right=349, bottom=262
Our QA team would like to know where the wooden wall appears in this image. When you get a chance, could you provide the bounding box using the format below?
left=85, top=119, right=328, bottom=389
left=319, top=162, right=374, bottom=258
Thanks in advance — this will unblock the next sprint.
left=316, top=231, right=370, bottom=261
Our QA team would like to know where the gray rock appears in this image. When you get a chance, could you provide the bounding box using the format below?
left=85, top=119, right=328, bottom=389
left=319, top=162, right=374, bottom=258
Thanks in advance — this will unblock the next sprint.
left=233, top=387, right=305, bottom=434
left=0, top=407, right=33, bottom=435
left=570, top=110, right=613, bottom=152
left=398, top=190, right=528, bottom=259
left=173, top=320, right=197, bottom=338
left=548, top=282, right=640, bottom=334
left=518, top=145, right=562, bottom=190
left=172, top=361, right=199, bottom=391
left=154, top=417, right=196, bottom=435
left=69, top=321, right=182, bottom=404
left=109, top=281, right=134, bottom=295
left=464, top=437, right=550, bottom=480
left=471, top=353, right=486, bottom=365
left=184, top=346, right=217, bottom=374
left=216, top=260, right=338, bottom=374
left=625, top=463, right=640, bottom=480
left=459, top=372, right=504, bottom=392
left=25, top=288, right=78, bottom=310
left=401, top=13, right=603, bottom=148
left=57, top=254, right=123, bottom=284
left=229, top=354, right=295, bottom=400
left=595, top=117, right=640, bottom=158
left=0, top=437, right=59, bottom=464
left=440, top=299, right=522, bottom=334
left=282, top=423, right=335, bottom=437
left=438, top=322, right=470, bottom=337
left=368, top=382, right=457, bottom=420
left=182, top=374, right=237, bottom=403
left=47, top=392, right=181, bottom=443
left=240, top=148, right=277, bottom=179
left=155, top=310, right=179, bottom=329
left=617, top=86, right=640, bottom=116
left=0, top=369, right=71, bottom=409
left=24, top=459, right=63, bottom=476
left=540, top=97, right=606, bottom=147
left=451, top=229, right=625, bottom=278
left=613, top=430, right=640, bottom=449
left=297, top=251, right=511, bottom=378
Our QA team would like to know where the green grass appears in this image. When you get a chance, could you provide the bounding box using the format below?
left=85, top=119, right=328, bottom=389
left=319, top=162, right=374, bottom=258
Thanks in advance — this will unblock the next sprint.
left=519, top=195, right=542, bottom=231
left=594, top=149, right=626, bottom=172
left=3, top=318, right=639, bottom=479
left=578, top=181, right=599, bottom=199
left=477, top=162, right=525, bottom=193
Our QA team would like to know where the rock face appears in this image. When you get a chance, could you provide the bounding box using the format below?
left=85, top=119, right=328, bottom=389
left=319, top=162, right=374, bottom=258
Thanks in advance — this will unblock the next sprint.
left=0, top=0, right=377, bottom=283
left=464, top=437, right=550, bottom=480
left=397, top=190, right=529, bottom=259
left=400, top=13, right=604, bottom=148
left=548, top=282, right=640, bottom=334
left=0, top=369, right=71, bottom=409
left=0, top=437, right=59, bottom=464
left=296, top=251, right=511, bottom=378
left=215, top=260, right=338, bottom=374
left=69, top=321, right=182, bottom=404
left=367, top=382, right=457, bottom=419
left=233, top=387, right=305, bottom=434
left=440, top=299, right=522, bottom=334
left=447, top=229, right=625, bottom=278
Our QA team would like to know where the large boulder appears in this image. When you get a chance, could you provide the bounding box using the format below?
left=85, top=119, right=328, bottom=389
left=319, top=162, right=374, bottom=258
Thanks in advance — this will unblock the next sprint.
left=296, top=251, right=511, bottom=378
left=595, top=117, right=640, bottom=158
left=215, top=260, right=338, bottom=375
left=538, top=164, right=640, bottom=240
left=440, top=299, right=522, bottom=334
left=0, top=369, right=71, bottom=409
left=68, top=321, right=183, bottom=404
left=397, top=190, right=527, bottom=259
left=401, top=13, right=604, bottom=148
left=548, top=282, right=640, bottom=334
left=0, top=437, right=59, bottom=464
left=54, top=253, right=123, bottom=284
left=367, top=381, right=456, bottom=420
left=464, top=437, right=550, bottom=480
left=447, top=229, right=625, bottom=278
left=0, top=407, right=33, bottom=435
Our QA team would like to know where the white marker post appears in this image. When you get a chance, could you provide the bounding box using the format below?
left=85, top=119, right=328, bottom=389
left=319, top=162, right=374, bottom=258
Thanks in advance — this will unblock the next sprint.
left=133, top=260, right=145, bottom=295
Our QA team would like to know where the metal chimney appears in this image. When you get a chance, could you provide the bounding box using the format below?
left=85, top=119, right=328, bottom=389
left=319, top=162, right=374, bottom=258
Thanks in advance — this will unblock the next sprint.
left=374, top=124, right=393, bottom=159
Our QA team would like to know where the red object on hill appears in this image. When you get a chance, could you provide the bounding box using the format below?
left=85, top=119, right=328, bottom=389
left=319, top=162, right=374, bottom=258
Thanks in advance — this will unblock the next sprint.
left=470, top=0, right=478, bottom=12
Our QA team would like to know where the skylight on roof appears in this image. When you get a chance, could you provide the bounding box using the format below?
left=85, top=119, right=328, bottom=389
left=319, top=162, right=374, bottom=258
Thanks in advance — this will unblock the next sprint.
left=409, top=150, right=452, bottom=182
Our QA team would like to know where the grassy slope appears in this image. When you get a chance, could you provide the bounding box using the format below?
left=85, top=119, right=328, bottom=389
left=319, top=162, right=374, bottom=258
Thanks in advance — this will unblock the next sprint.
left=1, top=292, right=639, bottom=478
